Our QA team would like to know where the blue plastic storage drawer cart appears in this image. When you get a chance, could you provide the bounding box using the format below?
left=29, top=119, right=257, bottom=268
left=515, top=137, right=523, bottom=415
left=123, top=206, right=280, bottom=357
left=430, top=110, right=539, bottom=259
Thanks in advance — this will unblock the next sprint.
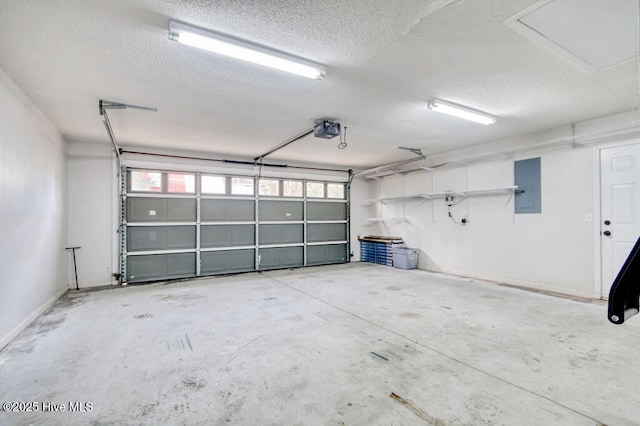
left=358, top=236, right=405, bottom=266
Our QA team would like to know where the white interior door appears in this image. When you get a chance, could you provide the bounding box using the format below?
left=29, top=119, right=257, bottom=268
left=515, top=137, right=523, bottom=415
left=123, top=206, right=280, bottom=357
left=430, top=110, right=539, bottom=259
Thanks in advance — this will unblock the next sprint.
left=601, top=142, right=640, bottom=297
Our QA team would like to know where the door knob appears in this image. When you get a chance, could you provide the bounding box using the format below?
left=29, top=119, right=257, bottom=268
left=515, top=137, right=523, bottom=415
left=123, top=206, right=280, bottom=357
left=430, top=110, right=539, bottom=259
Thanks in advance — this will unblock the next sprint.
left=603, top=230, right=612, bottom=236
left=604, top=220, right=611, bottom=226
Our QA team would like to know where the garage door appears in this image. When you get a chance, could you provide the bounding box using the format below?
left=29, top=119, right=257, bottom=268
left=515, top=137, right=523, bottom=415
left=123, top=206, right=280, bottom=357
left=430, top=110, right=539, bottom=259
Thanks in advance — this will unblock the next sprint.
left=121, top=169, right=349, bottom=283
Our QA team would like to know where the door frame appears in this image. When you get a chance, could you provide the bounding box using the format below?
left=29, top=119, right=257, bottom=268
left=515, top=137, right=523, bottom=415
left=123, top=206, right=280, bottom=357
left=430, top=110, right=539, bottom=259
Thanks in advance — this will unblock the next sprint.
left=594, top=138, right=640, bottom=298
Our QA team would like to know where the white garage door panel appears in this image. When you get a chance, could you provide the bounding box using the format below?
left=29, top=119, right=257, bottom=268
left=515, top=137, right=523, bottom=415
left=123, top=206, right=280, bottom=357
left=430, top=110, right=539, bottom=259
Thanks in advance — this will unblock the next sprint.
left=200, top=250, right=255, bottom=274
left=201, top=199, right=254, bottom=222
left=307, top=244, right=348, bottom=266
left=200, top=224, right=255, bottom=248
left=127, top=225, right=196, bottom=251
left=127, top=198, right=196, bottom=222
left=128, top=253, right=196, bottom=282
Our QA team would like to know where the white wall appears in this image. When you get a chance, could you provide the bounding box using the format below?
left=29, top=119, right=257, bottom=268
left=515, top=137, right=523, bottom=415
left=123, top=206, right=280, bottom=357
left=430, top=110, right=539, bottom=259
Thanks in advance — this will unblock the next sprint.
left=67, top=141, right=117, bottom=288
left=355, top=114, right=640, bottom=299
left=0, top=69, right=67, bottom=349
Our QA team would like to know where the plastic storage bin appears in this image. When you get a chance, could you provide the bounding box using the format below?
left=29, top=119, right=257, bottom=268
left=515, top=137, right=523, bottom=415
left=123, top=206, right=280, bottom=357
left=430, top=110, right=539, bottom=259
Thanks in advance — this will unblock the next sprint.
left=392, top=247, right=419, bottom=269
left=359, top=236, right=405, bottom=266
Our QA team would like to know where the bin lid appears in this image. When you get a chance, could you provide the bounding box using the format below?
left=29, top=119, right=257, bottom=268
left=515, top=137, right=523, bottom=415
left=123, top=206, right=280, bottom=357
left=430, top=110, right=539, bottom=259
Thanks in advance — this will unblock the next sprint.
left=392, top=247, right=419, bottom=253
left=359, top=235, right=404, bottom=243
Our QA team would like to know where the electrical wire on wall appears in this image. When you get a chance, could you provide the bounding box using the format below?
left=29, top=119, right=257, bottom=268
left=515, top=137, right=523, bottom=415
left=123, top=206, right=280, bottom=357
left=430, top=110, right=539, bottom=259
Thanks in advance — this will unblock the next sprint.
left=338, top=126, right=348, bottom=149
left=448, top=205, right=467, bottom=225
left=445, top=195, right=467, bottom=226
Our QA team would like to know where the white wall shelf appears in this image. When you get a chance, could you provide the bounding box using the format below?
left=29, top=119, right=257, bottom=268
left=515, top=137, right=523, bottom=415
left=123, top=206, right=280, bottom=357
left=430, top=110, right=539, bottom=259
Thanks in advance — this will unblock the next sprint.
left=417, top=186, right=518, bottom=200
left=362, top=164, right=449, bottom=180
left=366, top=186, right=517, bottom=204
left=363, top=150, right=519, bottom=225
left=365, top=217, right=405, bottom=224
left=365, top=194, right=423, bottom=203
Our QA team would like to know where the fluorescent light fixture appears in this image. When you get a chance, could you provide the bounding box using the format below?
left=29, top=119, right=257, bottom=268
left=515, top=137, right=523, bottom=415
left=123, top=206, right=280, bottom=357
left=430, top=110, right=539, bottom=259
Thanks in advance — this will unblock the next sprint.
left=427, top=98, right=496, bottom=125
left=169, top=20, right=326, bottom=79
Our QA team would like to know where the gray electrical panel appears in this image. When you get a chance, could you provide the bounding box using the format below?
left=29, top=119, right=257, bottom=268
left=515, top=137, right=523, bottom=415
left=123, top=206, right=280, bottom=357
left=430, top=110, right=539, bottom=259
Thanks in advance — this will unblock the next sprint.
left=514, top=157, right=541, bottom=214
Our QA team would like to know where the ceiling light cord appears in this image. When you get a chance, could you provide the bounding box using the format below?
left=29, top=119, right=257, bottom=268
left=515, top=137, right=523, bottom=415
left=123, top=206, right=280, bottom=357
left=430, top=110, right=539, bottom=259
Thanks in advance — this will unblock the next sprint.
left=338, top=126, right=348, bottom=149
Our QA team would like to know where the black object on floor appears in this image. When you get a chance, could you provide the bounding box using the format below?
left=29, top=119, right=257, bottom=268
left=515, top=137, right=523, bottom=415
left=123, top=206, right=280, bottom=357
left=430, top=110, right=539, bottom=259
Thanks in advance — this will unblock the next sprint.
left=608, top=237, right=640, bottom=324
left=65, top=246, right=81, bottom=291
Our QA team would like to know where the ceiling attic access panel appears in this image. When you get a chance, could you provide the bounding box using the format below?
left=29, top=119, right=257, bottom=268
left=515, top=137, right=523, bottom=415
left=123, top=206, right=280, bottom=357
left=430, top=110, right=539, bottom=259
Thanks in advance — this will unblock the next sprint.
left=504, top=0, right=638, bottom=72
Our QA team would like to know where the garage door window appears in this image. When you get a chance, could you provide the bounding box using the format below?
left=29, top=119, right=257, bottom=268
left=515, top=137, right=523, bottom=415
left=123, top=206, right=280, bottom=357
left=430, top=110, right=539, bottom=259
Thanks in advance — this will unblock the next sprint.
left=232, top=177, right=254, bottom=195
left=167, top=173, right=195, bottom=193
left=202, top=175, right=226, bottom=194
left=130, top=170, right=162, bottom=192
left=259, top=179, right=280, bottom=196
left=327, top=183, right=345, bottom=199
left=307, top=182, right=325, bottom=198
left=283, top=180, right=303, bottom=197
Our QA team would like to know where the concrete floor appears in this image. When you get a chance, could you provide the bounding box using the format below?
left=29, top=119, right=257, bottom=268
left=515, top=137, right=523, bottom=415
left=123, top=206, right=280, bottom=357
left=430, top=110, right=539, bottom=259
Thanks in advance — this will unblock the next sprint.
left=0, top=263, right=639, bottom=425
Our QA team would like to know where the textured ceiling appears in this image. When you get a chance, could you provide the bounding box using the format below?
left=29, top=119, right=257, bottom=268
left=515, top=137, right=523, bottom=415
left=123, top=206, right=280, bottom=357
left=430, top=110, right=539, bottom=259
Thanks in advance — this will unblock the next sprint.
left=0, top=0, right=637, bottom=168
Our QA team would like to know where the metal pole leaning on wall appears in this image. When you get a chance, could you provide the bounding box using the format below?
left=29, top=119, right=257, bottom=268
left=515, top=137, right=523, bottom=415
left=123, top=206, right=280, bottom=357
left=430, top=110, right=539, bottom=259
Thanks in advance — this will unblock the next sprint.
left=65, top=247, right=81, bottom=290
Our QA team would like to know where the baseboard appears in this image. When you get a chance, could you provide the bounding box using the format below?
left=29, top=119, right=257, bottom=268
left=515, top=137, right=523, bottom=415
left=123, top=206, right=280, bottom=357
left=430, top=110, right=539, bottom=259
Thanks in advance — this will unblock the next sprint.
left=422, top=267, right=599, bottom=301
left=0, top=287, right=68, bottom=351
left=74, top=280, right=116, bottom=289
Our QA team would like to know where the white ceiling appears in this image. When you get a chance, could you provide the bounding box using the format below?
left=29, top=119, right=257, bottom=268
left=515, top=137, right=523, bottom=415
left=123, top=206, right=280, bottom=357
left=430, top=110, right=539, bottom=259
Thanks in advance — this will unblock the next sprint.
left=0, top=0, right=637, bottom=168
